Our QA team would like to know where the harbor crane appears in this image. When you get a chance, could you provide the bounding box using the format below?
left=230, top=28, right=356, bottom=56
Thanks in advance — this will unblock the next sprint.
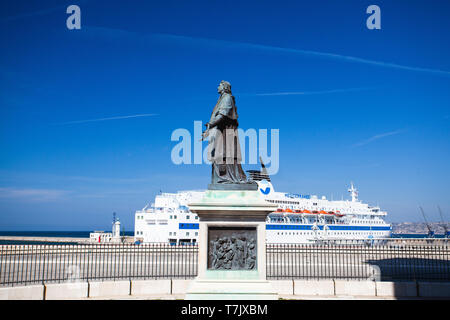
left=419, top=206, right=435, bottom=238
left=437, top=206, right=450, bottom=239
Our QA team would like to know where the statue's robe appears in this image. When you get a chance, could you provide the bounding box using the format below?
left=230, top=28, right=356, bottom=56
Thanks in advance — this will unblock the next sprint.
left=207, top=92, right=247, bottom=184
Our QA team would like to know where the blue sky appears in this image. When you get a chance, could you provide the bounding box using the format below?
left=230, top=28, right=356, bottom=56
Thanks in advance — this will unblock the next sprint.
left=1, top=0, right=449, bottom=230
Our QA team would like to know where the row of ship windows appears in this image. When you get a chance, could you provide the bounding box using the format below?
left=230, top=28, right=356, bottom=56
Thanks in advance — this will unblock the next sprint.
left=352, top=220, right=384, bottom=224
left=136, top=231, right=199, bottom=237
left=170, top=215, right=198, bottom=220
left=169, top=232, right=198, bottom=236
left=269, top=218, right=384, bottom=224
left=267, top=199, right=367, bottom=210
left=137, top=214, right=380, bottom=221
left=136, top=215, right=199, bottom=220
left=274, top=231, right=387, bottom=236
left=266, top=201, right=374, bottom=214
left=267, top=200, right=301, bottom=205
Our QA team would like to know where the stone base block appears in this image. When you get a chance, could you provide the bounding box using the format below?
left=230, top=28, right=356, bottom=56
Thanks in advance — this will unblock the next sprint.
left=172, top=279, right=193, bottom=295
left=131, top=280, right=171, bottom=295
left=185, top=279, right=278, bottom=300
left=45, top=282, right=88, bottom=300
left=88, top=280, right=130, bottom=297
left=294, top=280, right=335, bottom=296
left=269, top=280, right=294, bottom=295
left=376, top=281, right=417, bottom=297
left=334, top=280, right=376, bottom=296
left=0, top=285, right=44, bottom=300
left=418, top=282, right=450, bottom=298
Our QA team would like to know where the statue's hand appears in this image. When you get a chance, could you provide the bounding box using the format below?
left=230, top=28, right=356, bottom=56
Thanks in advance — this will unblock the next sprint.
left=200, top=129, right=209, bottom=141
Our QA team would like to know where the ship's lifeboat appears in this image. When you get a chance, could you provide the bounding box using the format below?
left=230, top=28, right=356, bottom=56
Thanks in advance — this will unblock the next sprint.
left=312, top=210, right=319, bottom=214
left=293, top=210, right=302, bottom=214
left=302, top=209, right=311, bottom=214
left=319, top=210, right=328, bottom=215
left=285, top=209, right=293, bottom=213
left=328, top=211, right=335, bottom=215
left=276, top=208, right=283, bottom=213
left=333, top=210, right=344, bottom=217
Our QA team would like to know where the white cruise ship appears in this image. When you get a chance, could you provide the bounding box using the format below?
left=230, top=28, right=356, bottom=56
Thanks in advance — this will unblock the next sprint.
left=134, top=176, right=391, bottom=244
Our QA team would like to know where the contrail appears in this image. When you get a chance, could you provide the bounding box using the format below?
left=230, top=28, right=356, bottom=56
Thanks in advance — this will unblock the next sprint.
left=54, top=113, right=158, bottom=125
left=82, top=27, right=450, bottom=78
left=352, top=130, right=405, bottom=148
left=248, top=87, right=375, bottom=96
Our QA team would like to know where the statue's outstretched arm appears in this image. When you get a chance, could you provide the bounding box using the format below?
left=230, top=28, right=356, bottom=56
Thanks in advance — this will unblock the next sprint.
left=201, top=114, right=225, bottom=141
left=207, top=114, right=225, bottom=129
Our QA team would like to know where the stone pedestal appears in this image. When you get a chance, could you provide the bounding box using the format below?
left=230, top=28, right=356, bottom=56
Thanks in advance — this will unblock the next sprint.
left=185, top=189, right=278, bottom=300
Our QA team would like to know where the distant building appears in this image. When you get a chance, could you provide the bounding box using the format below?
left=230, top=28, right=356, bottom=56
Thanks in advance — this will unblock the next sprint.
left=89, top=231, right=113, bottom=243
left=112, top=219, right=121, bottom=238
left=90, top=215, right=124, bottom=243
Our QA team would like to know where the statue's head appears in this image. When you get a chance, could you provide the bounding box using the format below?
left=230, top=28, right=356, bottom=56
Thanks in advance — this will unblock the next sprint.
left=217, top=80, right=232, bottom=94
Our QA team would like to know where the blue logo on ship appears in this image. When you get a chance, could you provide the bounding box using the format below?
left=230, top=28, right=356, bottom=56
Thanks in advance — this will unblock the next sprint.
left=257, top=180, right=273, bottom=196
left=260, top=187, right=271, bottom=195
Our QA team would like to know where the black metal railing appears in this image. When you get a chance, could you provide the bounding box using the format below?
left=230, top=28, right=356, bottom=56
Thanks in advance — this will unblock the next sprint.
left=0, top=243, right=198, bottom=287
left=266, top=239, right=450, bottom=281
left=1, top=239, right=449, bottom=287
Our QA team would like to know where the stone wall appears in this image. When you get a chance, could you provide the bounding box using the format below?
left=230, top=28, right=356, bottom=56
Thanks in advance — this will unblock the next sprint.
left=1, top=280, right=449, bottom=299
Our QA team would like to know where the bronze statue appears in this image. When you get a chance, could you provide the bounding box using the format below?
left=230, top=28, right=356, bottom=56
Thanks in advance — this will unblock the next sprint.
left=202, top=80, right=257, bottom=190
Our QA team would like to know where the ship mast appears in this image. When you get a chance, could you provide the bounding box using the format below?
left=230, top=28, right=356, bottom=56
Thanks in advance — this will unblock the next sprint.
left=348, top=182, right=358, bottom=202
